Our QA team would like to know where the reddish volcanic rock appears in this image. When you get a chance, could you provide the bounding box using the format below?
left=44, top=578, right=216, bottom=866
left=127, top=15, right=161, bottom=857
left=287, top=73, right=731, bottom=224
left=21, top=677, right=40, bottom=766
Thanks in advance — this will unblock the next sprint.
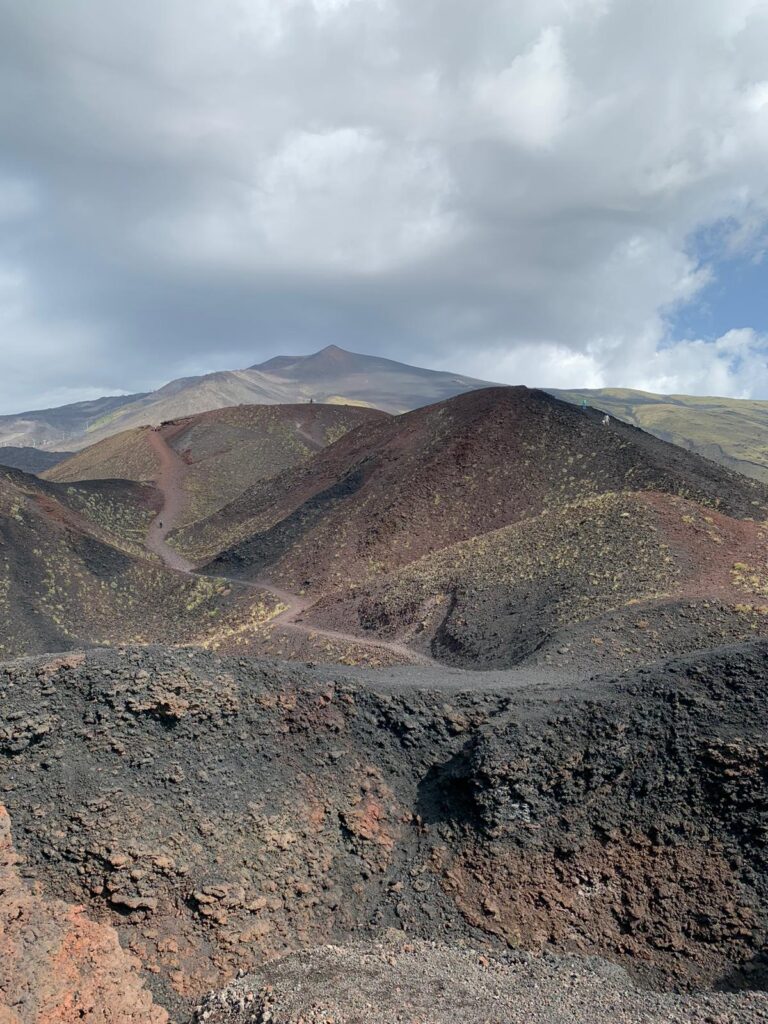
left=0, top=805, right=167, bottom=1024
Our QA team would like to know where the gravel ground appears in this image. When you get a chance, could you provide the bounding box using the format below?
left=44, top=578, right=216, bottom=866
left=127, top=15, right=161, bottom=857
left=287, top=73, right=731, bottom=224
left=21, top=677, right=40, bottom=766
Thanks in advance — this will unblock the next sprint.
left=195, top=941, right=768, bottom=1024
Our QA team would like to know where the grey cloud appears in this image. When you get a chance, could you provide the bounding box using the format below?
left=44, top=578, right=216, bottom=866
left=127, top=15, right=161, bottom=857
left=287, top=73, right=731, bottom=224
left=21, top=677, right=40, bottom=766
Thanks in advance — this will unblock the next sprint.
left=1, top=0, right=768, bottom=413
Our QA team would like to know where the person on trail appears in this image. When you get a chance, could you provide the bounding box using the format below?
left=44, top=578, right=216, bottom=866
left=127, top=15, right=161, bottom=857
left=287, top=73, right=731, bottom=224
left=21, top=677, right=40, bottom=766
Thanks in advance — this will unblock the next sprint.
left=159, top=520, right=163, bottom=529
left=581, top=398, right=588, bottom=411
left=602, top=414, right=610, bottom=426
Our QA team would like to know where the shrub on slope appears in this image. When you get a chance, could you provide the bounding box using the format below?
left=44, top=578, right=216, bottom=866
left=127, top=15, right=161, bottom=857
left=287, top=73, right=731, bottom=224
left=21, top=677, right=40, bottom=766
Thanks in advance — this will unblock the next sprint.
left=309, top=491, right=768, bottom=668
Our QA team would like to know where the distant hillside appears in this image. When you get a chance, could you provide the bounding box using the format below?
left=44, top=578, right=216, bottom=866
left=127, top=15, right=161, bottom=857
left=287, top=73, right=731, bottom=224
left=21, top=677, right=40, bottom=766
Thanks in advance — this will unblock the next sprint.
left=0, top=393, right=142, bottom=450
left=0, top=446, right=73, bottom=474
left=187, top=387, right=767, bottom=593
left=1, top=346, right=493, bottom=452
left=248, top=345, right=491, bottom=411
left=549, top=387, right=768, bottom=482
left=46, top=403, right=387, bottom=528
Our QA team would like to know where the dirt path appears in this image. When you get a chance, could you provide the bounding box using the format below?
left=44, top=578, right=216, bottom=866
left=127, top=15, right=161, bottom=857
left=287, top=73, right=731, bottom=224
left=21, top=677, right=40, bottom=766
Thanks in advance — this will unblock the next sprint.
left=294, top=420, right=324, bottom=451
left=255, top=579, right=436, bottom=666
left=145, top=427, right=433, bottom=666
left=145, top=427, right=194, bottom=573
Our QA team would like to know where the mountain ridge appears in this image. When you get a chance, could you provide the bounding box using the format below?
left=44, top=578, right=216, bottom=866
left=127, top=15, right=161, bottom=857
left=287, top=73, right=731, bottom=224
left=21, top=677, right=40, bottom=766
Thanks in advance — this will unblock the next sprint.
left=0, top=445, right=73, bottom=473
left=0, top=346, right=494, bottom=453
left=4, top=352, right=768, bottom=488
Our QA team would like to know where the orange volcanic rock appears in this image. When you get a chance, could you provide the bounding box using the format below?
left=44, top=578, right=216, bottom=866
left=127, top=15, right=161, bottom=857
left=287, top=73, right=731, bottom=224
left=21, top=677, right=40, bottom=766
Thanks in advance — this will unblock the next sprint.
left=0, top=805, right=167, bottom=1024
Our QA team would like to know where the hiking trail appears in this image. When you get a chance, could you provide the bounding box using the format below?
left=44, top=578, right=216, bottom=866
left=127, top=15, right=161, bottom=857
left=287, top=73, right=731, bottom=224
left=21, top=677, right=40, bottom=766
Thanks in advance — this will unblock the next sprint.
left=145, top=426, right=194, bottom=572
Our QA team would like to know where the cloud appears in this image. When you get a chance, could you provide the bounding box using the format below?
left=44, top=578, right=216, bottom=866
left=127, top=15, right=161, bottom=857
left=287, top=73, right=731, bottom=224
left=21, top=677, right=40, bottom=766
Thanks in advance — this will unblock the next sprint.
left=0, top=0, right=767, bottom=412
left=252, top=129, right=455, bottom=271
left=449, top=328, right=768, bottom=398
left=637, top=329, right=768, bottom=397
left=473, top=27, right=571, bottom=148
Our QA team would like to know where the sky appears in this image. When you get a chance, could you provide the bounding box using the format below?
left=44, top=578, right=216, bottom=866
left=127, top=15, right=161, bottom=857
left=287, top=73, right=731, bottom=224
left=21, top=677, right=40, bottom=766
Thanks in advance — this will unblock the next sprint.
left=1, top=0, right=768, bottom=414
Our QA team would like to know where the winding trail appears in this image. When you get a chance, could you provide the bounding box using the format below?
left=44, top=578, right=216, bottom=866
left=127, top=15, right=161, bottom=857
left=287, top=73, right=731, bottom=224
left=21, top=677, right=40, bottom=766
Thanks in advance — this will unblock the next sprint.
left=145, top=425, right=434, bottom=666
left=257, top=580, right=435, bottom=666
left=145, top=426, right=194, bottom=572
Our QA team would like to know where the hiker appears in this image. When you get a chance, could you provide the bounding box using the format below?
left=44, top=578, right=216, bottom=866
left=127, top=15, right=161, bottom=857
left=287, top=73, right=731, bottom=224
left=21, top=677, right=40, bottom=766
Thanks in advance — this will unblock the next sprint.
left=159, top=520, right=163, bottom=529
left=581, top=398, right=588, bottom=411
left=602, top=414, right=610, bottom=426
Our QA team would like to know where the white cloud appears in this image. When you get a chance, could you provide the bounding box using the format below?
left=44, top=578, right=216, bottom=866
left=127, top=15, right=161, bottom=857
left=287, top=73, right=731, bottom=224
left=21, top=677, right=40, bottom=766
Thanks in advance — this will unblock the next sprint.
left=455, top=342, right=606, bottom=389
left=633, top=329, right=768, bottom=398
left=139, top=128, right=455, bottom=272
left=473, top=28, right=571, bottom=148
left=743, top=81, right=768, bottom=113
left=311, top=0, right=382, bottom=19
left=0, top=260, right=108, bottom=413
left=0, top=265, right=27, bottom=325
left=457, top=329, right=768, bottom=400
left=0, top=178, right=36, bottom=222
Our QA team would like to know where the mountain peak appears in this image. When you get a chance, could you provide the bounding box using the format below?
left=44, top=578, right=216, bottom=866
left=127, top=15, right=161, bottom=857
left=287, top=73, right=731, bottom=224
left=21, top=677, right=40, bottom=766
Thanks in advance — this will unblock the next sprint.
left=250, top=345, right=352, bottom=374
left=3, top=346, right=497, bottom=450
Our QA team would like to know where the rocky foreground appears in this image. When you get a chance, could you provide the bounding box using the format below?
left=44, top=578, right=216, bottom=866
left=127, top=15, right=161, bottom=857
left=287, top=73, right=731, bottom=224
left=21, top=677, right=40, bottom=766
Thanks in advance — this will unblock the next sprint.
left=3, top=799, right=766, bottom=1024
left=2, top=641, right=768, bottom=1020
